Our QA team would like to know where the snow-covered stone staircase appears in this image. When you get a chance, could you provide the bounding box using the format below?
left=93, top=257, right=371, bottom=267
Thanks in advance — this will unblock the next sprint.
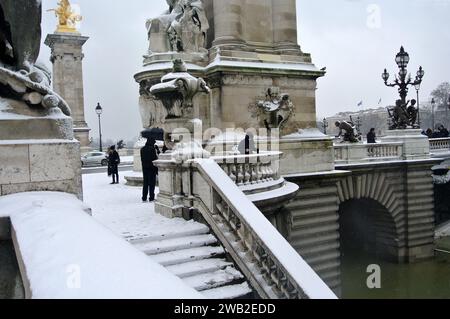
left=130, top=223, right=254, bottom=299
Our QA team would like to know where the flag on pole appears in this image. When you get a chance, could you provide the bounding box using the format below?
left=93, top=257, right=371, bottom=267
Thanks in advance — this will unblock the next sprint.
left=357, top=101, right=363, bottom=107
left=378, top=98, right=382, bottom=105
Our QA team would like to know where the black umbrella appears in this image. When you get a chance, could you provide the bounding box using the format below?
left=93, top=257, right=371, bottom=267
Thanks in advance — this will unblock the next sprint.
left=141, top=128, right=164, bottom=141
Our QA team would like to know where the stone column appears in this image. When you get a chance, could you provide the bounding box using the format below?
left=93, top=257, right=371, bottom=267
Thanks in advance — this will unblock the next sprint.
left=272, top=0, right=301, bottom=53
left=45, top=33, right=91, bottom=153
left=211, top=0, right=246, bottom=48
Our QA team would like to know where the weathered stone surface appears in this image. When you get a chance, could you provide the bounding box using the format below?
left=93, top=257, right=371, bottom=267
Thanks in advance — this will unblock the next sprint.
left=279, top=138, right=335, bottom=175
left=29, top=142, right=79, bottom=182
left=0, top=0, right=41, bottom=69
left=45, top=33, right=91, bottom=150
left=0, top=141, right=82, bottom=199
left=381, top=129, right=430, bottom=160
left=0, top=144, right=30, bottom=185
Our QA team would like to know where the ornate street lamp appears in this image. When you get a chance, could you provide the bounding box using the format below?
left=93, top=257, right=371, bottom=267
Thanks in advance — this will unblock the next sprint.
left=355, top=116, right=362, bottom=135
left=95, top=103, right=103, bottom=152
left=382, top=47, right=425, bottom=106
left=431, top=98, right=436, bottom=130
left=323, top=118, right=329, bottom=135
left=446, top=95, right=450, bottom=129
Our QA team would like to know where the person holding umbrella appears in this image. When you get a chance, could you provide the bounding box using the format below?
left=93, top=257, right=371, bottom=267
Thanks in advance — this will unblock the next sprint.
left=141, top=129, right=162, bottom=202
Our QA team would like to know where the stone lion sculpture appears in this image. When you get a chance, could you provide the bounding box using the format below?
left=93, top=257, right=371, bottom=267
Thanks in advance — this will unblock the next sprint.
left=0, top=0, right=71, bottom=119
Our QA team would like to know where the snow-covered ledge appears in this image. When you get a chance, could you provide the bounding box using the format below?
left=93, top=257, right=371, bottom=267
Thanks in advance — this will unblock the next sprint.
left=0, top=192, right=202, bottom=299
left=192, top=159, right=337, bottom=299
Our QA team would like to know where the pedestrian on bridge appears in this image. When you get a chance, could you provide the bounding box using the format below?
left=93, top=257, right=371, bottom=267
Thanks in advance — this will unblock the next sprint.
left=367, top=128, right=377, bottom=144
left=141, top=137, right=159, bottom=203
left=107, top=145, right=121, bottom=185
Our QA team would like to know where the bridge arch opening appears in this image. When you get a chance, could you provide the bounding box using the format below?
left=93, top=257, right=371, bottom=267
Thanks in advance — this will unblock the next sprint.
left=339, top=198, right=399, bottom=262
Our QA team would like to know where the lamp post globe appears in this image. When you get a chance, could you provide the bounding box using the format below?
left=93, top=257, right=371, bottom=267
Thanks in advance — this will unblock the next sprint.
left=96, top=103, right=103, bottom=115
left=382, top=69, right=390, bottom=83
left=417, top=66, right=425, bottom=80
left=395, top=46, right=410, bottom=69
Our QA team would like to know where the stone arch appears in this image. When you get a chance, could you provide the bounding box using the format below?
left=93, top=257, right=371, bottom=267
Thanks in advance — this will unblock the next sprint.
left=336, top=172, right=405, bottom=261
left=336, top=172, right=404, bottom=235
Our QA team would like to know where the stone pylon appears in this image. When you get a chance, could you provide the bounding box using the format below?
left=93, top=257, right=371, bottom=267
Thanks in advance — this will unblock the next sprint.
left=45, top=33, right=91, bottom=154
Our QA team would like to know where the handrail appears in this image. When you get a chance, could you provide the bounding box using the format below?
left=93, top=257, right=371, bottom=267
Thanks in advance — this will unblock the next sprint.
left=334, top=142, right=403, bottom=163
left=211, top=151, right=282, bottom=186
left=429, top=138, right=450, bottom=151
left=192, top=158, right=337, bottom=299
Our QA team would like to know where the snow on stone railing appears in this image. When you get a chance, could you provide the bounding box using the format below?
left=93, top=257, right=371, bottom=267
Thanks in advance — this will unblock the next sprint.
left=211, top=151, right=281, bottom=187
left=192, top=159, right=337, bottom=299
left=429, top=138, right=450, bottom=152
left=334, top=142, right=403, bottom=164
left=0, top=192, right=202, bottom=299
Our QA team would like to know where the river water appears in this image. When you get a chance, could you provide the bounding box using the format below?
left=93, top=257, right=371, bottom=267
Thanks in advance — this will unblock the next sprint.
left=341, top=249, right=450, bottom=299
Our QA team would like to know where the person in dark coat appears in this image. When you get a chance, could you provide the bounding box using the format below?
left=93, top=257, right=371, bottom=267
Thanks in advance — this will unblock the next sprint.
left=438, top=125, right=449, bottom=138
left=366, top=128, right=377, bottom=144
left=238, top=133, right=257, bottom=155
left=108, top=145, right=121, bottom=184
left=141, top=138, right=159, bottom=202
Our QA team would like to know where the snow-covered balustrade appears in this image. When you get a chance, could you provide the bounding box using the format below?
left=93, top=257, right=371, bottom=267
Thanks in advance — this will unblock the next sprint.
left=0, top=192, right=203, bottom=299
left=334, top=142, right=403, bottom=164
left=190, top=159, right=337, bottom=299
left=430, top=138, right=450, bottom=152
left=211, top=151, right=281, bottom=186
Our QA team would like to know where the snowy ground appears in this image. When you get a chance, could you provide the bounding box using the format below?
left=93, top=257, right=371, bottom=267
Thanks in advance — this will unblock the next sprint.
left=121, top=156, right=134, bottom=164
left=83, top=173, right=207, bottom=243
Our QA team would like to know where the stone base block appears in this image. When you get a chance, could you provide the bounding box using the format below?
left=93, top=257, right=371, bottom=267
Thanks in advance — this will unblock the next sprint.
left=279, top=136, right=335, bottom=175
left=405, top=244, right=436, bottom=263
left=0, top=117, right=74, bottom=140
left=382, top=129, right=430, bottom=160
left=74, top=127, right=91, bottom=152
left=0, top=139, right=82, bottom=199
left=155, top=201, right=184, bottom=219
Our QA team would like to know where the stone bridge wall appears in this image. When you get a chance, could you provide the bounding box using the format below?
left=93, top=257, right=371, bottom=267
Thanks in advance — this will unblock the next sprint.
left=283, top=160, right=437, bottom=295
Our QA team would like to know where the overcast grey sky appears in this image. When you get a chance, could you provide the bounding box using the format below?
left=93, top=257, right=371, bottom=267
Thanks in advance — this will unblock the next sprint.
left=39, top=0, right=450, bottom=141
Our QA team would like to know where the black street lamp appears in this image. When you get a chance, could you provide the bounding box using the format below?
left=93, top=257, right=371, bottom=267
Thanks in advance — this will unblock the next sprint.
left=355, top=116, right=362, bottom=135
left=447, top=96, right=450, bottom=128
left=414, top=81, right=422, bottom=127
left=95, top=103, right=103, bottom=152
left=323, top=118, right=329, bottom=135
left=431, top=98, right=436, bottom=130
left=382, top=46, right=425, bottom=105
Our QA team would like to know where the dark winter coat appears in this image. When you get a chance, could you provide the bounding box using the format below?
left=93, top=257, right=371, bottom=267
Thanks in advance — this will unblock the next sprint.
left=108, top=151, right=120, bottom=175
left=367, top=131, right=377, bottom=144
left=141, top=143, right=159, bottom=173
